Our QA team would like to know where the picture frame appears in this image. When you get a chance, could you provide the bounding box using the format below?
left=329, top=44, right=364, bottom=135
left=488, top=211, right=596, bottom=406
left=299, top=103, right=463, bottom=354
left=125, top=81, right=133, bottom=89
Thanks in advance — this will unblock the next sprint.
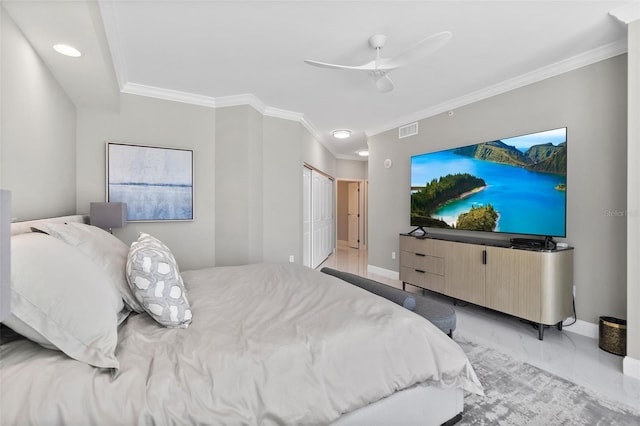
left=107, top=142, right=194, bottom=221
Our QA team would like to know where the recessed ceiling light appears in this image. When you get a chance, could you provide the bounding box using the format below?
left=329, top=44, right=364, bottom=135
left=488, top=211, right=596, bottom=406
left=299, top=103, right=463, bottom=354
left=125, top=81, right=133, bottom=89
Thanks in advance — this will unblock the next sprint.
left=332, top=130, right=351, bottom=139
left=53, top=44, right=82, bottom=58
left=357, top=150, right=369, bottom=157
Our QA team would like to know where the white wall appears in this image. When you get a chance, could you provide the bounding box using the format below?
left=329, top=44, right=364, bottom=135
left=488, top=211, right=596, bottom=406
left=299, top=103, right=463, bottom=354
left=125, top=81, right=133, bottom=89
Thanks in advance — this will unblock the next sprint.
left=76, top=94, right=216, bottom=271
left=368, top=55, right=628, bottom=324
left=302, top=130, right=336, bottom=178
left=625, top=19, right=639, bottom=375
left=1, top=8, right=76, bottom=220
left=336, top=159, right=367, bottom=180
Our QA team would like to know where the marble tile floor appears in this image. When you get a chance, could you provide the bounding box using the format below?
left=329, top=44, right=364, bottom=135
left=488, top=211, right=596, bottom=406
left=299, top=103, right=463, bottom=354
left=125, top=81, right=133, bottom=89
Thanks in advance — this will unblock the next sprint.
left=318, top=242, right=640, bottom=412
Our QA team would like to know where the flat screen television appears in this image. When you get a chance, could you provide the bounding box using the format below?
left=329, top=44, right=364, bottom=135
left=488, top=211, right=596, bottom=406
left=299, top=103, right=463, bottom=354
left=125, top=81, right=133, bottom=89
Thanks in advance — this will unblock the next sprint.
left=410, top=127, right=567, bottom=238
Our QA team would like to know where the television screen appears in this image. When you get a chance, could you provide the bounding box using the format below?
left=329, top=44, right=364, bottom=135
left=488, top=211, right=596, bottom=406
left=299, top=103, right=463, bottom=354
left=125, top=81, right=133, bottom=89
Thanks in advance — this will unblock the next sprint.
left=410, top=127, right=567, bottom=237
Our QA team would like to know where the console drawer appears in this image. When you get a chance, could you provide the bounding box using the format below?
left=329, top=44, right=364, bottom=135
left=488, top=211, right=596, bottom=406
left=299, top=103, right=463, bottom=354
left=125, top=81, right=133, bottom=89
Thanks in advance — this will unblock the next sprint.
left=400, top=251, right=444, bottom=275
left=400, top=266, right=445, bottom=293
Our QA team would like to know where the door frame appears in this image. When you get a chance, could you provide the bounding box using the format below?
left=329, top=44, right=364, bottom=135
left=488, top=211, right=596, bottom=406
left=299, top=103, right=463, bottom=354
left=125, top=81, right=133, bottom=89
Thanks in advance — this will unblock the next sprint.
left=336, top=178, right=367, bottom=249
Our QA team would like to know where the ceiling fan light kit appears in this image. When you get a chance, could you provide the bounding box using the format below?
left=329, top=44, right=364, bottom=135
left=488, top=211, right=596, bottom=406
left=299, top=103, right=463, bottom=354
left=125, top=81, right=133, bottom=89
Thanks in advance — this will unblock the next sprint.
left=304, top=31, right=452, bottom=93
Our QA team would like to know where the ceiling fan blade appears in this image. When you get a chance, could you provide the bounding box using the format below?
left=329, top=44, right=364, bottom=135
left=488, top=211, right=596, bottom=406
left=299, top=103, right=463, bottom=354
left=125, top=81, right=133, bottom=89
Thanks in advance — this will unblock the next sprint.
left=385, top=31, right=452, bottom=68
left=375, top=74, right=394, bottom=93
left=304, top=59, right=376, bottom=71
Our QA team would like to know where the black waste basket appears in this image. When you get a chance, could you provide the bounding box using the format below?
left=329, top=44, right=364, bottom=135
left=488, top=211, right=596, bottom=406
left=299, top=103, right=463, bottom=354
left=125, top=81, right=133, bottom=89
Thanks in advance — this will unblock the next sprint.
left=598, top=316, right=627, bottom=356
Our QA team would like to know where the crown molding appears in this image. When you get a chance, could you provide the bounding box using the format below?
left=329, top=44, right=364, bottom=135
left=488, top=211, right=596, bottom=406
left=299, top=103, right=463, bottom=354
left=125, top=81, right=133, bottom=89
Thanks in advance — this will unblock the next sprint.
left=365, top=38, right=628, bottom=138
left=119, top=83, right=333, bottom=154
left=610, top=2, right=640, bottom=24
left=122, top=83, right=217, bottom=107
left=264, top=107, right=325, bottom=143
left=215, top=93, right=266, bottom=113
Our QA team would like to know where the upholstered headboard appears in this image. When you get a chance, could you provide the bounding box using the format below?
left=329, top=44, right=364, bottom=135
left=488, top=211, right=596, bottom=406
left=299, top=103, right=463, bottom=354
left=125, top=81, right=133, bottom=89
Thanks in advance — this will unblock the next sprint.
left=10, top=215, right=88, bottom=236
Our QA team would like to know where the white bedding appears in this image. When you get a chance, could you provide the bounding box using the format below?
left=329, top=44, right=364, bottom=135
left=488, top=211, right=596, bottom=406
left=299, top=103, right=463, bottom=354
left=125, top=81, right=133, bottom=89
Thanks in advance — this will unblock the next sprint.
left=1, top=262, right=481, bottom=425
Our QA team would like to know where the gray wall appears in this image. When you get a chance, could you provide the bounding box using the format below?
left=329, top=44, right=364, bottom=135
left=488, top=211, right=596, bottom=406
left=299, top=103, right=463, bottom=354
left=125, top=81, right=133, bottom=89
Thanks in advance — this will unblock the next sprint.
left=368, top=55, right=628, bottom=324
left=262, top=116, right=303, bottom=264
left=76, top=94, right=217, bottom=271
left=77, top=99, right=334, bottom=270
left=214, top=105, right=263, bottom=266
left=1, top=9, right=77, bottom=220
left=214, top=107, right=336, bottom=266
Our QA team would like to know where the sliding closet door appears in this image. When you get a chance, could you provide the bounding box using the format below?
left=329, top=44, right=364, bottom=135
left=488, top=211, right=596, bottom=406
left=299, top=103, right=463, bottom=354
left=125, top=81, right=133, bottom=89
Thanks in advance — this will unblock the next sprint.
left=310, top=170, right=334, bottom=269
left=302, top=167, right=312, bottom=267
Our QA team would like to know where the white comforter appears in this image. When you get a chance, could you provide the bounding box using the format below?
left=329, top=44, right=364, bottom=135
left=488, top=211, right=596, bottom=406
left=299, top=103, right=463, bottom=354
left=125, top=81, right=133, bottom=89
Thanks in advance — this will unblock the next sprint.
left=0, top=263, right=481, bottom=425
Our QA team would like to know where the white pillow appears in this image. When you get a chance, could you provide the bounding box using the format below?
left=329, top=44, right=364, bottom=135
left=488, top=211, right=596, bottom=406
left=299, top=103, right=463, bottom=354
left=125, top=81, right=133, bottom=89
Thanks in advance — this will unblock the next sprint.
left=32, top=222, right=144, bottom=314
left=4, top=233, right=123, bottom=369
left=126, top=233, right=192, bottom=328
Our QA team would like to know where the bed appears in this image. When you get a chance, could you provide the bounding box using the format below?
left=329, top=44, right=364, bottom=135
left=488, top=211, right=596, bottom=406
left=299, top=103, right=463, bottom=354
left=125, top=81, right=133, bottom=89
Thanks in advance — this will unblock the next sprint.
left=0, top=215, right=482, bottom=425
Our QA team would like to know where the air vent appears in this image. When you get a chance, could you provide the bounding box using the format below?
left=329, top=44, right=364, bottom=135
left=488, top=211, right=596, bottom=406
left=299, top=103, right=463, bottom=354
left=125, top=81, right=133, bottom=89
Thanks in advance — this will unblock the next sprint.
left=398, top=122, right=418, bottom=139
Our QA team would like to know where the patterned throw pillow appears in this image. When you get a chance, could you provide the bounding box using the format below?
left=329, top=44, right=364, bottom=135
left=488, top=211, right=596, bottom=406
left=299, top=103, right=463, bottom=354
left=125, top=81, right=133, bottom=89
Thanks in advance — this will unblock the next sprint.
left=126, top=233, right=192, bottom=328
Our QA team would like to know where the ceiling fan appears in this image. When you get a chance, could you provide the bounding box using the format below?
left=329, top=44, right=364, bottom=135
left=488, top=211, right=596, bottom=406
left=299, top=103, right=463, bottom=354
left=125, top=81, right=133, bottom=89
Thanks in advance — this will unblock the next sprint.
left=304, top=31, right=452, bottom=93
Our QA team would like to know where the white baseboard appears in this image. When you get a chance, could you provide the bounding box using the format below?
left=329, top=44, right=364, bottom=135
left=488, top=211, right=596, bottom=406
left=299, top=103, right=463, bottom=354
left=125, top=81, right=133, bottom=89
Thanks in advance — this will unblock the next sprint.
left=367, top=265, right=399, bottom=281
left=563, top=319, right=599, bottom=339
left=623, top=356, right=640, bottom=380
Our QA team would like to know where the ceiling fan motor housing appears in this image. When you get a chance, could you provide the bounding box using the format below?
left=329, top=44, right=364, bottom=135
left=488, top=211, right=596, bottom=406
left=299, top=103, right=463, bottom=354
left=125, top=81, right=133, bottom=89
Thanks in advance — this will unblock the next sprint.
left=368, top=34, right=387, bottom=49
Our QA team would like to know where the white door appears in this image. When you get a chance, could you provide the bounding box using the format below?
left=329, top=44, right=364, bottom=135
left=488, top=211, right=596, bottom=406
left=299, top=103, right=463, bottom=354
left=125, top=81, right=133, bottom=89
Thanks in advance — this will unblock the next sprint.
left=311, top=170, right=334, bottom=268
left=302, top=167, right=312, bottom=267
left=348, top=182, right=359, bottom=249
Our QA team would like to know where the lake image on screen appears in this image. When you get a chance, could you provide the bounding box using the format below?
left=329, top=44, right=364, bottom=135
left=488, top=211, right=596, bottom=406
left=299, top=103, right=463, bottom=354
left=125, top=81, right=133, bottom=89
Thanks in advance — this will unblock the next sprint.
left=411, top=128, right=567, bottom=236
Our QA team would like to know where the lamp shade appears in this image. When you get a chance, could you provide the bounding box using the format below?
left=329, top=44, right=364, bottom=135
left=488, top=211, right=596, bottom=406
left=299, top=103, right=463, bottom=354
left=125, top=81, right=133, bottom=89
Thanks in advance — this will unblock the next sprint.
left=90, top=202, right=127, bottom=229
left=0, top=190, right=11, bottom=321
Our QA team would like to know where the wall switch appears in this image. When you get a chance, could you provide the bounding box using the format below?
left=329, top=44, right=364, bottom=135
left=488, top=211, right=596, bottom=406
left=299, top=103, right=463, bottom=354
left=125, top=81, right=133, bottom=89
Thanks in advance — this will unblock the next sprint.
left=391, top=251, right=396, bottom=260
left=289, top=255, right=295, bottom=263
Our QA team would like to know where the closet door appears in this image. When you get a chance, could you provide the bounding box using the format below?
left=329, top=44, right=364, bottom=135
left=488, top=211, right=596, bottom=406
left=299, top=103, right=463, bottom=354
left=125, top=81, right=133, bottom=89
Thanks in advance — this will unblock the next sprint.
left=302, top=167, right=312, bottom=267
left=311, top=170, right=334, bottom=268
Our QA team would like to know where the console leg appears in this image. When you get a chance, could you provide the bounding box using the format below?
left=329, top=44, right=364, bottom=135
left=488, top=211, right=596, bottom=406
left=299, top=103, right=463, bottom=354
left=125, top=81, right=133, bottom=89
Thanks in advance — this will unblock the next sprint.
left=538, top=324, right=544, bottom=341
left=557, top=321, right=563, bottom=331
left=402, top=282, right=406, bottom=291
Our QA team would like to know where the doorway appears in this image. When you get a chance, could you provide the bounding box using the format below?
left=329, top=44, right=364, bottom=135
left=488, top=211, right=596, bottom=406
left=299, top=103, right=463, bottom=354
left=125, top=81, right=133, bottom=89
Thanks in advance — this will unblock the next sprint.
left=336, top=179, right=367, bottom=251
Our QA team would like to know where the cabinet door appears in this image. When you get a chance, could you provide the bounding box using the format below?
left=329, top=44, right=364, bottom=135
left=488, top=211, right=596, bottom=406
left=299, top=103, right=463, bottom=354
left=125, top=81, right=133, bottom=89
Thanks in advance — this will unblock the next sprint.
left=443, top=241, right=485, bottom=304
left=485, top=247, right=541, bottom=322
left=539, top=250, right=574, bottom=324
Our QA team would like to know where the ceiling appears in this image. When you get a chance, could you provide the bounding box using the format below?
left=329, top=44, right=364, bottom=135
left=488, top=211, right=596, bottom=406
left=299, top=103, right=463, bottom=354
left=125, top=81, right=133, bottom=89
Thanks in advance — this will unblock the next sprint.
left=3, top=1, right=632, bottom=160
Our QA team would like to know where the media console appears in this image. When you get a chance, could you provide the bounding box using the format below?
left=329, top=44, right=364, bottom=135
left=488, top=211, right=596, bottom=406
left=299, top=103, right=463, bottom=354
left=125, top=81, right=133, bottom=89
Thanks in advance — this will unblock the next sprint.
left=399, top=234, right=574, bottom=340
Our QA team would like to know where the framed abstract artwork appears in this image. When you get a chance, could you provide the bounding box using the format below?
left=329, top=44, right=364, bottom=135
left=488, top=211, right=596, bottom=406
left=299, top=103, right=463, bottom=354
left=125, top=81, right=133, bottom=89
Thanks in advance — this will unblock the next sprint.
left=107, top=143, right=194, bottom=221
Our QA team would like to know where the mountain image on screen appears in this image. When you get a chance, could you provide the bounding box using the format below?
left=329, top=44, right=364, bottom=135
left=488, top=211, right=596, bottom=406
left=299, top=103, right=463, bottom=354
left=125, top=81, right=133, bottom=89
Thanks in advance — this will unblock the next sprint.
left=410, top=128, right=567, bottom=237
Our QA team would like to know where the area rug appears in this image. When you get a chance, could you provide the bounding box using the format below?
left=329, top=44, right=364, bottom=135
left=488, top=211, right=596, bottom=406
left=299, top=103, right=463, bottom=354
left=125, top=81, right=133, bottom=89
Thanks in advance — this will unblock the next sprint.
left=455, top=337, right=640, bottom=426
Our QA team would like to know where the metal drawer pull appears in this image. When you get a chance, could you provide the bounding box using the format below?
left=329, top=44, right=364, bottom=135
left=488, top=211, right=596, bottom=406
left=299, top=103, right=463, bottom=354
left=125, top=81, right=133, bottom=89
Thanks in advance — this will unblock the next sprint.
left=415, top=269, right=426, bottom=273
left=415, top=253, right=426, bottom=257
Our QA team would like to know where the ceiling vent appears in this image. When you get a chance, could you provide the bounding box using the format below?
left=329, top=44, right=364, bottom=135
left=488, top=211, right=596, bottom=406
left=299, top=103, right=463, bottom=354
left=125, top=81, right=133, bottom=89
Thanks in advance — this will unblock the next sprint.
left=398, top=122, right=418, bottom=139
